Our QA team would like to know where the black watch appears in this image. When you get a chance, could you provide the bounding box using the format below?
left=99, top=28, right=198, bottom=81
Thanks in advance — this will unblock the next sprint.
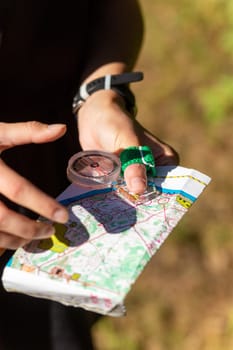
left=72, top=71, right=143, bottom=117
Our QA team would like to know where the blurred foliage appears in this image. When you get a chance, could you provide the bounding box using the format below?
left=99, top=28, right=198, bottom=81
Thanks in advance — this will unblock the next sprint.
left=199, top=75, right=233, bottom=124
left=133, top=0, right=233, bottom=127
left=93, top=0, right=233, bottom=349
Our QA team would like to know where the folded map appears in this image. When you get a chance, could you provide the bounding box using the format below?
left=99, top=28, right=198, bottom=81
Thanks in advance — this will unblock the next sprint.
left=2, top=166, right=211, bottom=316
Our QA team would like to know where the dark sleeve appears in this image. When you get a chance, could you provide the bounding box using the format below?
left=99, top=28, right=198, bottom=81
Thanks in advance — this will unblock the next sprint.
left=80, top=0, right=144, bottom=80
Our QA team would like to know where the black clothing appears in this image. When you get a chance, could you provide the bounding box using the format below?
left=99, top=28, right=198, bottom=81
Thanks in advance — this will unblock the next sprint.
left=0, top=0, right=90, bottom=196
left=0, top=2, right=99, bottom=349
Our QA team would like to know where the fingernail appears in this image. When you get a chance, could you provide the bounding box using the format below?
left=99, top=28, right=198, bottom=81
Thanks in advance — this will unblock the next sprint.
left=47, top=124, right=66, bottom=131
left=130, top=177, right=147, bottom=194
left=39, top=224, right=55, bottom=238
left=53, top=208, right=69, bottom=223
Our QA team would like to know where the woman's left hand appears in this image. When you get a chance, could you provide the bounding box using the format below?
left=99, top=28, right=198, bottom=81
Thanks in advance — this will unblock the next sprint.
left=77, top=90, right=179, bottom=194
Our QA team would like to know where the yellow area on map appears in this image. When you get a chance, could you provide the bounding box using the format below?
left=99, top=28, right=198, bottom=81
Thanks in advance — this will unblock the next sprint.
left=176, top=195, right=192, bottom=209
left=71, top=273, right=81, bottom=281
left=39, top=223, right=70, bottom=253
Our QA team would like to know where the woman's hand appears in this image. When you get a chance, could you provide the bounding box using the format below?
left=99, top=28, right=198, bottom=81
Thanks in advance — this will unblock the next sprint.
left=77, top=90, right=179, bottom=194
left=0, top=121, right=69, bottom=251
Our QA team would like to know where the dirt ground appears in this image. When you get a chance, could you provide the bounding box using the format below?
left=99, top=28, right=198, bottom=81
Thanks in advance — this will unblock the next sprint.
left=92, top=1, right=233, bottom=349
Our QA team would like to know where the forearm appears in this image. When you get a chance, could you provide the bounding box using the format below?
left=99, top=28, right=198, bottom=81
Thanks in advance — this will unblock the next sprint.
left=80, top=0, right=144, bottom=83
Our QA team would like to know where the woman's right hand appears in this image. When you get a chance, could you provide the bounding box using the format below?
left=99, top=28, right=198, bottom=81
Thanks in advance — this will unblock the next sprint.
left=0, top=121, right=69, bottom=252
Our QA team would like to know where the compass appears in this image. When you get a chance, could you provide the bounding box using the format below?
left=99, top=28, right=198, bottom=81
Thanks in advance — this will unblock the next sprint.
left=67, top=150, right=121, bottom=188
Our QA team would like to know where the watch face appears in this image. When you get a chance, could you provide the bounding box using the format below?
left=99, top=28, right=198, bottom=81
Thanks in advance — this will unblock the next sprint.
left=67, top=150, right=121, bottom=188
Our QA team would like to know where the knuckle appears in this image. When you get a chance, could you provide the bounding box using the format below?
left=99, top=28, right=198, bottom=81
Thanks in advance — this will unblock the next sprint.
left=27, top=120, right=51, bottom=143
left=26, top=120, right=42, bottom=130
left=26, top=121, right=43, bottom=142
left=8, top=180, right=26, bottom=201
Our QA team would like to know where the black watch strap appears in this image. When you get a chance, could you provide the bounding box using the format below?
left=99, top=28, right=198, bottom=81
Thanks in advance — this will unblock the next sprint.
left=72, top=71, right=143, bottom=116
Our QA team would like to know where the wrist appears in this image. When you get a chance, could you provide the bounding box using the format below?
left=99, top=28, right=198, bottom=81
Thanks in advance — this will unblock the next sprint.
left=82, top=89, right=126, bottom=110
left=72, top=72, right=143, bottom=118
left=77, top=89, right=126, bottom=123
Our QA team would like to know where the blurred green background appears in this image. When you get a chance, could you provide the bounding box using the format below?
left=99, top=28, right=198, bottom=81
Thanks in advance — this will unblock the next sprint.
left=92, top=1, right=233, bottom=349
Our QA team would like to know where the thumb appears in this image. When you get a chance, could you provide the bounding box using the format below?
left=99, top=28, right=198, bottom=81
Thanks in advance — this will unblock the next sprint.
left=116, top=128, right=148, bottom=195
left=0, top=121, right=67, bottom=151
left=124, top=162, right=147, bottom=194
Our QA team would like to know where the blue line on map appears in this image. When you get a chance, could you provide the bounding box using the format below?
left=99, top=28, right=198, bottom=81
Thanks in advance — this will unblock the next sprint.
left=60, top=188, right=113, bottom=205
left=155, top=187, right=196, bottom=201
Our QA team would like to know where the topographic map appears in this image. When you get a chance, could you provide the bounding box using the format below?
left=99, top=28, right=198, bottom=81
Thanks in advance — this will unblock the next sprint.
left=2, top=166, right=211, bottom=316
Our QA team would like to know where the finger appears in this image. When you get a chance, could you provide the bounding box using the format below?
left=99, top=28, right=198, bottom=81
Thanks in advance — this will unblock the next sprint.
left=0, top=201, right=55, bottom=241
left=0, top=121, right=67, bottom=151
left=0, top=233, right=28, bottom=250
left=139, top=127, right=179, bottom=165
left=124, top=163, right=147, bottom=194
left=0, top=161, right=68, bottom=223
